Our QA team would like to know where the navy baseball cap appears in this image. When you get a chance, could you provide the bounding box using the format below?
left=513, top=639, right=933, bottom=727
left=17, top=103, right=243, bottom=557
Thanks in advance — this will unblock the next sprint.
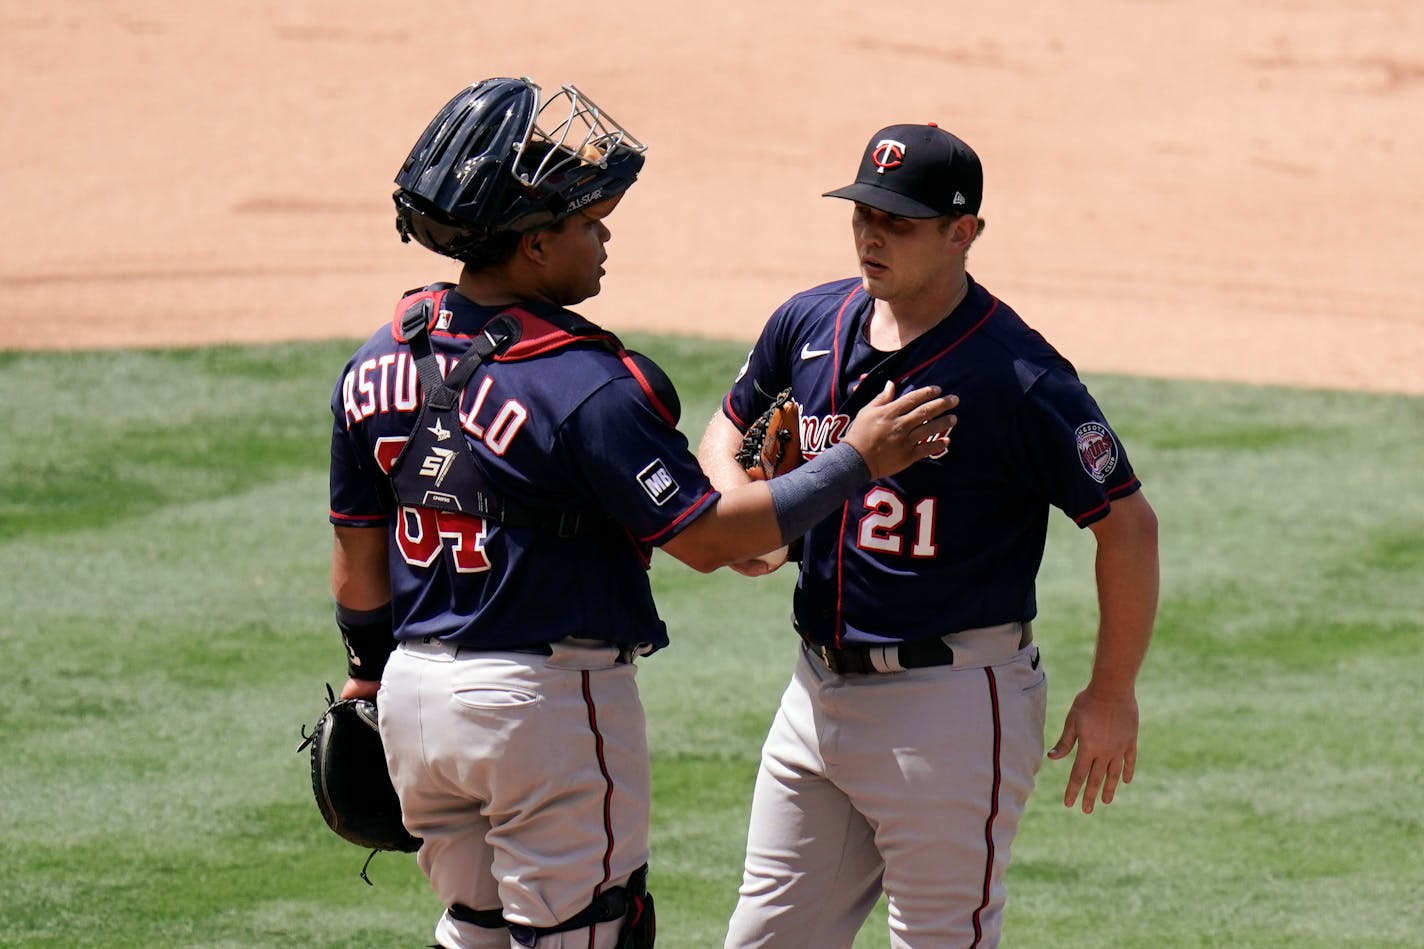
left=823, top=123, right=983, bottom=218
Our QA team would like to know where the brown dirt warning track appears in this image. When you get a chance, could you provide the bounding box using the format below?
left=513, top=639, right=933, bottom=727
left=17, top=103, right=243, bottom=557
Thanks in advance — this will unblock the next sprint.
left=2, top=1, right=1420, bottom=394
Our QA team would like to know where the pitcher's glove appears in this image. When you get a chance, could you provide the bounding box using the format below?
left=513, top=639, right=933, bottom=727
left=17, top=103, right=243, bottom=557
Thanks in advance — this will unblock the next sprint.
left=297, top=685, right=420, bottom=858
left=734, top=388, right=802, bottom=481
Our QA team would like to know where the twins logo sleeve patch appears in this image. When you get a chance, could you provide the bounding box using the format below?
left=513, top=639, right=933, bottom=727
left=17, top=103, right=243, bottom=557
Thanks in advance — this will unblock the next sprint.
left=637, top=459, right=679, bottom=506
left=1074, top=421, right=1119, bottom=483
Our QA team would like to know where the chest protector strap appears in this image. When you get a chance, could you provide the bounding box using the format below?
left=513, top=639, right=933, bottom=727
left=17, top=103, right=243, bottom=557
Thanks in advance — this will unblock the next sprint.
left=388, top=288, right=611, bottom=538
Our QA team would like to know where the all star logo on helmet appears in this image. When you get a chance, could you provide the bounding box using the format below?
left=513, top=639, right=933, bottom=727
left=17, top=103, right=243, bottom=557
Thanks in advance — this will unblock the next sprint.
left=565, top=188, right=604, bottom=214
left=1074, top=422, right=1118, bottom=483
left=872, top=139, right=906, bottom=175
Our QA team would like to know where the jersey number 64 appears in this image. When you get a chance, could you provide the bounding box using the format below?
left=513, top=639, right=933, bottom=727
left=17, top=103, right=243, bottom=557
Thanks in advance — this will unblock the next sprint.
left=396, top=506, right=492, bottom=573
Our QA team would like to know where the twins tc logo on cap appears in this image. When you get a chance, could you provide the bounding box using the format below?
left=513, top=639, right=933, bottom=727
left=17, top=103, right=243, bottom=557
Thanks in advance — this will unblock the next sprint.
left=1074, top=422, right=1119, bottom=483
left=872, top=139, right=906, bottom=174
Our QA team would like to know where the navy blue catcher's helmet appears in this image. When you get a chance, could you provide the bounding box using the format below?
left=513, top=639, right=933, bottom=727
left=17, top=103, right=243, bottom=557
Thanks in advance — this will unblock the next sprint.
left=393, top=77, right=646, bottom=260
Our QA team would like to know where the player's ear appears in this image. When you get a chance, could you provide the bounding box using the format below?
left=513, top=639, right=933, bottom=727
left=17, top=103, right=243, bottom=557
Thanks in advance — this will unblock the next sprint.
left=949, top=213, right=981, bottom=249
left=519, top=230, right=548, bottom=265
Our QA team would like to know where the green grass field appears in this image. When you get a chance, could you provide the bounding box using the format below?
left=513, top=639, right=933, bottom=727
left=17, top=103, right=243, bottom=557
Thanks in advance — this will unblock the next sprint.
left=1, top=337, right=1420, bottom=948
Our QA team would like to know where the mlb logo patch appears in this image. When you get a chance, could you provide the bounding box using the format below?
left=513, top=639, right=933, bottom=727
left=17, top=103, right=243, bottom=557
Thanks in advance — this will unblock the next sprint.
left=637, top=459, right=678, bottom=506
left=1074, top=421, right=1118, bottom=483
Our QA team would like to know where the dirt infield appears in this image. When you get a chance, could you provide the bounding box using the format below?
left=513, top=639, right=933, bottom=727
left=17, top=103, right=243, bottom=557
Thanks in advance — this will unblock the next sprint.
left=3, top=2, right=1420, bottom=394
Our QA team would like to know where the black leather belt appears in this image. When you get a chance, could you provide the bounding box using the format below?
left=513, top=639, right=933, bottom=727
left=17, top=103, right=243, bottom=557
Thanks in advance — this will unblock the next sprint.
left=419, top=638, right=639, bottom=664
left=810, top=623, right=1033, bottom=676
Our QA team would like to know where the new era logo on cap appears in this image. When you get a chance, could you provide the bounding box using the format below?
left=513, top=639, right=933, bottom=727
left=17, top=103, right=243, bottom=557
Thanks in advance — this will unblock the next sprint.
left=823, top=123, right=983, bottom=219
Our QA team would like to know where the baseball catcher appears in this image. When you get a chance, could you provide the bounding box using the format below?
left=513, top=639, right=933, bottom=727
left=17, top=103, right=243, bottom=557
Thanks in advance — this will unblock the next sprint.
left=298, top=685, right=419, bottom=881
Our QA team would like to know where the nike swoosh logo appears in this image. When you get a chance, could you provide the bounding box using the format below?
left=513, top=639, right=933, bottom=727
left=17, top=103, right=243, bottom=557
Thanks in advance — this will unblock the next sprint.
left=800, top=344, right=832, bottom=360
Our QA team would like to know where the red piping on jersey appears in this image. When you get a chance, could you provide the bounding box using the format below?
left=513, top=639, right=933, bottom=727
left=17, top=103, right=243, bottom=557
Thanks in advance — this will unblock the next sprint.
left=329, top=510, right=386, bottom=526
left=828, top=284, right=865, bottom=417
left=832, top=499, right=852, bottom=647
left=627, top=524, right=656, bottom=570
left=620, top=351, right=677, bottom=426
left=830, top=292, right=1000, bottom=638
left=1073, top=498, right=1110, bottom=526
left=722, top=393, right=746, bottom=429
left=1108, top=477, right=1141, bottom=499
left=1072, top=477, right=1141, bottom=526
left=639, top=488, right=717, bottom=545
left=896, top=296, right=1000, bottom=382
left=970, top=666, right=1003, bottom=947
left=582, top=672, right=616, bottom=906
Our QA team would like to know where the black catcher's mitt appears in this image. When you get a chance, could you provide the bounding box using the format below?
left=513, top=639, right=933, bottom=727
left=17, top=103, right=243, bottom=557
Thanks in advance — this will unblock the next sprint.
left=297, top=685, right=420, bottom=857
left=734, top=388, right=802, bottom=481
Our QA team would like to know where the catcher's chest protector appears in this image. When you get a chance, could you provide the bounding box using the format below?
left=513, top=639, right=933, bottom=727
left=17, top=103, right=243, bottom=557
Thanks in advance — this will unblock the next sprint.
left=387, top=286, right=671, bottom=535
left=386, top=288, right=514, bottom=517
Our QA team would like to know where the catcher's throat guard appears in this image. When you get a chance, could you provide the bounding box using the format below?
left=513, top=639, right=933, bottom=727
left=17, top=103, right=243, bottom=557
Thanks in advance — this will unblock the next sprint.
left=386, top=286, right=679, bottom=536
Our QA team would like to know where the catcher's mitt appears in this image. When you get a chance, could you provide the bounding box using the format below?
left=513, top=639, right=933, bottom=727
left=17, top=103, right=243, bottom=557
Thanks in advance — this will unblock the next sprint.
left=297, top=686, right=420, bottom=858
left=735, top=388, right=803, bottom=480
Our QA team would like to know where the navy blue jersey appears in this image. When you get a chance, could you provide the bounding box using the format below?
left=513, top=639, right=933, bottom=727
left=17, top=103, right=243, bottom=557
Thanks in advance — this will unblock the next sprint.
left=330, top=289, right=718, bottom=652
left=723, top=276, right=1141, bottom=648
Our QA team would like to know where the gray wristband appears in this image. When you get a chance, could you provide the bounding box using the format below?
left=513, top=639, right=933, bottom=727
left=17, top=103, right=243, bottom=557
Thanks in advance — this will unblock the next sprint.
left=766, top=442, right=871, bottom=543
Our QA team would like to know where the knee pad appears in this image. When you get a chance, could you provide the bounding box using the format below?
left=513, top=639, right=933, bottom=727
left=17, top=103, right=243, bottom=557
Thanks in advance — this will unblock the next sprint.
left=506, top=864, right=655, bottom=948
left=442, top=903, right=510, bottom=949
left=447, top=904, right=508, bottom=929
left=614, top=868, right=655, bottom=949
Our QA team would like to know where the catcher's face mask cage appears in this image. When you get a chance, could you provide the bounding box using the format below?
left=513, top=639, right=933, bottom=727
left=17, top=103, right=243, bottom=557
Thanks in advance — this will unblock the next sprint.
left=393, top=76, right=646, bottom=255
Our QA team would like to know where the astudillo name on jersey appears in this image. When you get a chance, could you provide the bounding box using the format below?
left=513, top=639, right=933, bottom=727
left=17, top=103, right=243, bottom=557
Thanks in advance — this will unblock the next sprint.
left=339, top=350, right=529, bottom=455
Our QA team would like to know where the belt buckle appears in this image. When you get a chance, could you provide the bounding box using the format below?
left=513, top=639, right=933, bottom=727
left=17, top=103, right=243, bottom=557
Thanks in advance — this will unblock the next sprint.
left=815, top=644, right=840, bottom=675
